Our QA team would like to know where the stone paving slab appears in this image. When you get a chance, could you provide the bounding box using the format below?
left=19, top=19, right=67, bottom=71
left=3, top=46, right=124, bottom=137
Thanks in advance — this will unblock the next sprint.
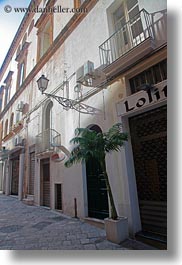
left=0, top=195, right=154, bottom=250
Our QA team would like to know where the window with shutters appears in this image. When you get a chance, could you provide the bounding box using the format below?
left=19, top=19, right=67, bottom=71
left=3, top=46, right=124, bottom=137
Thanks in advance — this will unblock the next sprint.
left=3, top=71, right=13, bottom=106
left=74, top=0, right=86, bottom=8
left=36, top=15, right=53, bottom=61
left=15, top=39, right=29, bottom=90
left=4, top=119, right=8, bottom=137
left=9, top=113, right=14, bottom=131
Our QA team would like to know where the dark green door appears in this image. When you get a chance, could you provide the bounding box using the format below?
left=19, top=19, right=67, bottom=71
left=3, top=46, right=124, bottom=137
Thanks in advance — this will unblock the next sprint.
left=86, top=125, right=109, bottom=220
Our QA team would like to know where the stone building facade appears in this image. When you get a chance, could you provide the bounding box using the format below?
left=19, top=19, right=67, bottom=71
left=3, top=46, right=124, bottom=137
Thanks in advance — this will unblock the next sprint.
left=0, top=0, right=167, bottom=243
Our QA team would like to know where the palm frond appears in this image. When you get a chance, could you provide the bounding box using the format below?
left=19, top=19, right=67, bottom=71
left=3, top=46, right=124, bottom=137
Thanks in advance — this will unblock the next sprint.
left=65, top=124, right=128, bottom=166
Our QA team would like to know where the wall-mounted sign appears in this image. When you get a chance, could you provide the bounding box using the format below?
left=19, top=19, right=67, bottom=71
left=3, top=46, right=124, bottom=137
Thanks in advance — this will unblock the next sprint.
left=116, top=82, right=167, bottom=116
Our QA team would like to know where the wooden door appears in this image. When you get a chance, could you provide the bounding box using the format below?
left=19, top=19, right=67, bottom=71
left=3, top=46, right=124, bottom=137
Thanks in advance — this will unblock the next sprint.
left=41, top=158, right=50, bottom=207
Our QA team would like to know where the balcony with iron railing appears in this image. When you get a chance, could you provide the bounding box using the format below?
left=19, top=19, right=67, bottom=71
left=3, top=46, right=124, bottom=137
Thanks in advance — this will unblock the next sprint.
left=99, top=9, right=167, bottom=77
left=36, top=128, right=61, bottom=154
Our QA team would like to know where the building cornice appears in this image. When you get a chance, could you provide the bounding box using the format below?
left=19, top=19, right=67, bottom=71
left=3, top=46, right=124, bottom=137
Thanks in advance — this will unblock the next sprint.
left=0, top=0, right=99, bottom=120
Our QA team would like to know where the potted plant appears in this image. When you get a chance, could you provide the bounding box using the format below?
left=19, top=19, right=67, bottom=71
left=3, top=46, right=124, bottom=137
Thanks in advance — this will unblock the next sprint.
left=64, top=123, right=128, bottom=244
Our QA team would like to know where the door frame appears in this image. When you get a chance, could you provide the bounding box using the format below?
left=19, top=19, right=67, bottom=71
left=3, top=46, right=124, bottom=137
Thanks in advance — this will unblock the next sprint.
left=84, top=124, right=109, bottom=220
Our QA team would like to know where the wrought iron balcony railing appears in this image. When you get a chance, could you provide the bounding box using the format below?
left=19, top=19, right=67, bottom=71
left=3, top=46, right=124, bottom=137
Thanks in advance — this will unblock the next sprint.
left=36, top=128, right=61, bottom=154
left=99, top=9, right=154, bottom=67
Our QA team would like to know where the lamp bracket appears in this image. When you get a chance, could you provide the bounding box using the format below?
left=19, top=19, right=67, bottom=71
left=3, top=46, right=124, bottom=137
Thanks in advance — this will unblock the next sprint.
left=43, top=92, right=101, bottom=115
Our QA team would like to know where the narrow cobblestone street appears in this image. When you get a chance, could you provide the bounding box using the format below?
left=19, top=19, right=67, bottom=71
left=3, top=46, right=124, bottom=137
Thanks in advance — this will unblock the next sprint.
left=0, top=195, right=125, bottom=250
left=0, top=195, right=155, bottom=250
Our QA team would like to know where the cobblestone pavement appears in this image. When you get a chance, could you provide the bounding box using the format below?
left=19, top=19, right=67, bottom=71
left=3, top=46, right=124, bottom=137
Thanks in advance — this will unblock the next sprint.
left=0, top=195, right=154, bottom=250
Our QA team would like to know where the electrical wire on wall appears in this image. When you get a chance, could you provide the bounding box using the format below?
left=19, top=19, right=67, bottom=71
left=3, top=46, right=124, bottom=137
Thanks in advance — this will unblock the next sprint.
left=102, top=89, right=106, bottom=120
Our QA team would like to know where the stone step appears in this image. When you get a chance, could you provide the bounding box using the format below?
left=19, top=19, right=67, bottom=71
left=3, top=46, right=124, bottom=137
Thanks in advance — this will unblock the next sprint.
left=22, top=195, right=34, bottom=206
left=83, top=217, right=105, bottom=229
left=26, top=194, right=34, bottom=200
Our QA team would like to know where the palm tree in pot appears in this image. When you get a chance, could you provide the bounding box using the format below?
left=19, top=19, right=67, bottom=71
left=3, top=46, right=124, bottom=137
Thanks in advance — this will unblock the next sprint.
left=64, top=123, right=128, bottom=220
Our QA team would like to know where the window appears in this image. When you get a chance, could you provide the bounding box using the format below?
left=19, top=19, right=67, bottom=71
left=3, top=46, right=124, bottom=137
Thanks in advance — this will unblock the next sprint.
left=4, top=119, right=8, bottom=137
left=15, top=40, right=29, bottom=90
left=43, top=0, right=49, bottom=6
left=74, top=0, right=86, bottom=8
left=37, top=16, right=53, bottom=60
left=28, top=19, right=34, bottom=36
left=129, top=59, right=167, bottom=94
left=22, top=33, right=27, bottom=47
left=0, top=121, right=3, bottom=142
left=9, top=113, right=14, bottom=131
left=16, top=61, right=26, bottom=89
left=0, top=98, right=2, bottom=112
left=0, top=86, right=4, bottom=112
left=126, top=0, right=138, bottom=11
left=16, top=112, right=20, bottom=123
left=113, top=4, right=126, bottom=31
left=16, top=45, right=21, bottom=58
left=4, top=86, right=9, bottom=107
left=19, top=62, right=25, bottom=87
left=3, top=71, right=13, bottom=106
left=111, top=0, right=142, bottom=45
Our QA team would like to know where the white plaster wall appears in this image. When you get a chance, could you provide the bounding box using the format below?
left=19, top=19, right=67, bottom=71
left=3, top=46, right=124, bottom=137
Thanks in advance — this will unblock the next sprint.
left=53, top=0, right=74, bottom=40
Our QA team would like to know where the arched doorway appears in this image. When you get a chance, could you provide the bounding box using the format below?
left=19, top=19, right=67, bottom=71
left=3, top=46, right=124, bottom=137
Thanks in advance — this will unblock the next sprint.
left=40, top=100, right=53, bottom=207
left=42, top=100, right=53, bottom=150
left=86, top=125, right=109, bottom=219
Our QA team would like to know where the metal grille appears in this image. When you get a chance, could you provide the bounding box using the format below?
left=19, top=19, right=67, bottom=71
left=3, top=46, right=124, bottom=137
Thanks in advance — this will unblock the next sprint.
left=129, top=106, right=167, bottom=236
left=129, top=59, right=167, bottom=94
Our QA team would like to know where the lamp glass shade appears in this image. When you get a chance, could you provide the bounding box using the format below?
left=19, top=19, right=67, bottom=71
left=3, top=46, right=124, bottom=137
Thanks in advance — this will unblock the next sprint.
left=37, top=75, right=49, bottom=93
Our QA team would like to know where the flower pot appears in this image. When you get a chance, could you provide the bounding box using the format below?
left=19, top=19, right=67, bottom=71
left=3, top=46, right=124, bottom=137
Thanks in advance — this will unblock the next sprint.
left=104, top=217, right=129, bottom=244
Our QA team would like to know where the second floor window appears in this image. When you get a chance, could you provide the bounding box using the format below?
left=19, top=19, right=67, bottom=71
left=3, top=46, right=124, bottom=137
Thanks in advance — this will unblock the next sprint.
left=4, top=119, right=8, bottom=137
left=37, top=17, right=53, bottom=60
left=16, top=61, right=26, bottom=89
left=19, top=62, right=25, bottom=87
left=3, top=71, right=13, bottom=106
left=15, top=40, right=29, bottom=90
left=9, top=113, right=14, bottom=131
left=0, top=121, right=3, bottom=143
left=4, top=86, right=10, bottom=106
left=74, top=0, right=86, bottom=8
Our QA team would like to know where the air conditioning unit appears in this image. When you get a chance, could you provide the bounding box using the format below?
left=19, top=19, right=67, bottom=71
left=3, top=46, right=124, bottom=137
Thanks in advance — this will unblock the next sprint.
left=76, top=61, right=94, bottom=83
left=90, top=67, right=107, bottom=87
left=14, top=135, right=24, bottom=146
left=84, top=61, right=94, bottom=78
left=76, top=65, right=84, bottom=83
left=16, top=101, right=24, bottom=112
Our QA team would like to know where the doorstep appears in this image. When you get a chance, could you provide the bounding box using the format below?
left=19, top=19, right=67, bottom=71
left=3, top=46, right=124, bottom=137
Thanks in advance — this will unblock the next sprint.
left=135, top=231, right=167, bottom=250
left=83, top=217, right=105, bottom=229
left=22, top=195, right=34, bottom=206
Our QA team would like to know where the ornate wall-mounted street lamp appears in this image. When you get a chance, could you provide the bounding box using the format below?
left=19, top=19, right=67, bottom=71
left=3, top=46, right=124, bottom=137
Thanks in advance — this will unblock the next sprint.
left=37, top=74, right=49, bottom=94
left=36, top=74, right=101, bottom=115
